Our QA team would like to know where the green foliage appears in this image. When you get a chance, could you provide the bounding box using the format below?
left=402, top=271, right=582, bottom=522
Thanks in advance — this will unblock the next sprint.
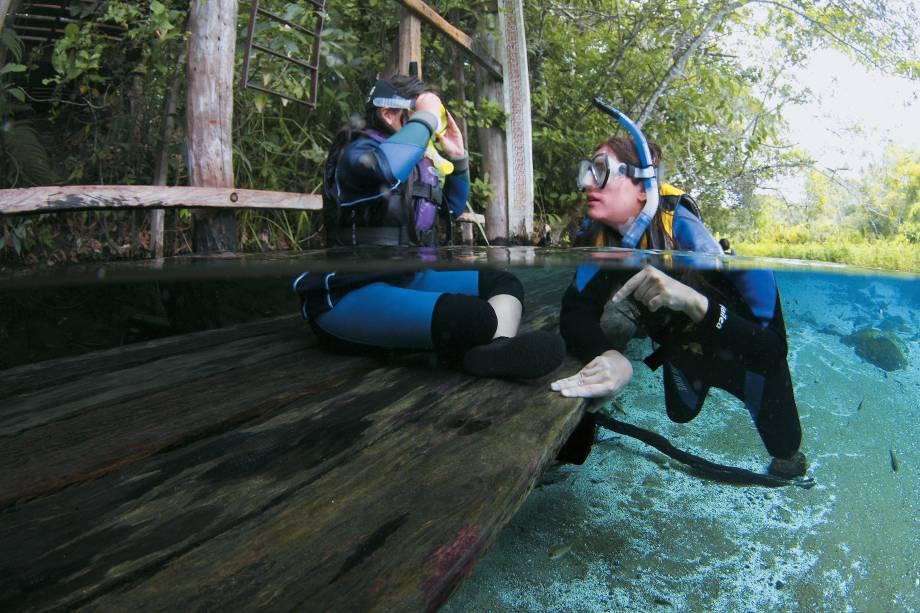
left=3, top=0, right=919, bottom=265
left=0, top=120, right=58, bottom=185
left=734, top=240, right=920, bottom=273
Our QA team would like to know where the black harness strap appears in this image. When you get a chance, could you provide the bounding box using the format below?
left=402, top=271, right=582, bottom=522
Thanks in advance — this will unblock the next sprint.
left=591, top=410, right=815, bottom=489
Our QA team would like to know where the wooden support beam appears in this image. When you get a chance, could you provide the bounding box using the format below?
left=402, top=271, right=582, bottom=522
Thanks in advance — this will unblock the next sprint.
left=397, top=0, right=503, bottom=81
left=475, top=14, right=509, bottom=241
left=1, top=0, right=13, bottom=32
left=186, top=0, right=238, bottom=253
left=0, top=186, right=322, bottom=216
left=397, top=5, right=421, bottom=77
left=499, top=0, right=534, bottom=239
left=1, top=0, right=20, bottom=36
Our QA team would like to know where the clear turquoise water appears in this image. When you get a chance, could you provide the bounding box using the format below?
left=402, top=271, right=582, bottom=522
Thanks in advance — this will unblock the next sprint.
left=444, top=265, right=920, bottom=612
left=2, top=249, right=917, bottom=611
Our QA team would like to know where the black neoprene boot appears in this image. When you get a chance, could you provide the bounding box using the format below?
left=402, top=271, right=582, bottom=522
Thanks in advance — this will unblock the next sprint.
left=767, top=451, right=808, bottom=478
left=462, top=331, right=565, bottom=380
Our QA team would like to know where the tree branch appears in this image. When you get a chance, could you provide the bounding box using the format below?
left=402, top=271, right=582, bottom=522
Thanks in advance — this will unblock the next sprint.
left=635, top=1, right=743, bottom=128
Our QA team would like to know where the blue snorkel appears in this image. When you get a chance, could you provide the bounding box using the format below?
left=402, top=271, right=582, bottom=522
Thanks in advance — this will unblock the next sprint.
left=592, top=97, right=659, bottom=248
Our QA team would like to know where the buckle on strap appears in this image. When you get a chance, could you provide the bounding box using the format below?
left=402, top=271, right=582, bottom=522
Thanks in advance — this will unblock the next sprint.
left=626, top=165, right=656, bottom=180
left=643, top=344, right=670, bottom=371
left=410, top=182, right=443, bottom=203
left=352, top=226, right=404, bottom=246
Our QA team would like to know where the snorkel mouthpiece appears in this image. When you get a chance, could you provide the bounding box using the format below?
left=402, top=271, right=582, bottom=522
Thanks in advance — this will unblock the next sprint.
left=592, top=97, right=659, bottom=248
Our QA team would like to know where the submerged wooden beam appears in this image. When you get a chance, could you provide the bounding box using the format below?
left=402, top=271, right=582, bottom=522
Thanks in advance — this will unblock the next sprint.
left=0, top=270, right=582, bottom=612
left=397, top=0, right=503, bottom=81
left=0, top=185, right=322, bottom=215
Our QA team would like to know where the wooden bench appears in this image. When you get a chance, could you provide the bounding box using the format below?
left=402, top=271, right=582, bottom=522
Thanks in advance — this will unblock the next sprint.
left=0, top=268, right=582, bottom=611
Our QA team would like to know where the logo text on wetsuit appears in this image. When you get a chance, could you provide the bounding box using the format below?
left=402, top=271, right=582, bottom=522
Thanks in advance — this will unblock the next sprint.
left=716, top=304, right=727, bottom=330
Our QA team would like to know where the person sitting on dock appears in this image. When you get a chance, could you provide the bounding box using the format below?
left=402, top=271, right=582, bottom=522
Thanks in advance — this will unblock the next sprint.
left=294, top=75, right=563, bottom=379
left=549, top=113, right=806, bottom=478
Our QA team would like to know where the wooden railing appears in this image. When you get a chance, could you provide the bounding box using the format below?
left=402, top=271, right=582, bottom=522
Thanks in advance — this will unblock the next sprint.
left=0, top=186, right=322, bottom=215
left=0, top=185, right=485, bottom=248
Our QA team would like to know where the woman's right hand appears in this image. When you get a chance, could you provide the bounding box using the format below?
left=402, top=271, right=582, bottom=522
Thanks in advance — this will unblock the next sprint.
left=550, top=350, right=633, bottom=398
left=414, top=92, right=442, bottom=116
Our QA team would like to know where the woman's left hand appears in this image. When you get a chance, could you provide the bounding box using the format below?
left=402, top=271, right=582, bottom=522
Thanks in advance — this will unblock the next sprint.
left=550, top=350, right=633, bottom=398
left=437, top=110, right=465, bottom=159
left=612, top=265, right=708, bottom=322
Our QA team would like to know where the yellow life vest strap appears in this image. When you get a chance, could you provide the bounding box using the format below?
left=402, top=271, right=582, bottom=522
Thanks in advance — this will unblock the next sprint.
left=591, top=183, right=686, bottom=248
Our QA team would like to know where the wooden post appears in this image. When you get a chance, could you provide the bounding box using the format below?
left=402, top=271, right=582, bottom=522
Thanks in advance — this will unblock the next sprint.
left=0, top=0, right=14, bottom=32
left=475, top=13, right=508, bottom=242
left=1, top=0, right=21, bottom=42
left=498, top=0, right=534, bottom=240
left=186, top=0, right=238, bottom=253
left=397, top=7, right=422, bottom=77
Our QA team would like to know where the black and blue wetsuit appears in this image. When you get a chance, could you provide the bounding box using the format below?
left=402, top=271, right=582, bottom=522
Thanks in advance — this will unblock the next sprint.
left=561, top=196, right=802, bottom=459
left=295, top=110, right=523, bottom=354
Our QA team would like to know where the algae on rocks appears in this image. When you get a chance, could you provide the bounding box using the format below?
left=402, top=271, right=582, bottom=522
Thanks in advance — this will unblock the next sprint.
left=841, top=327, right=909, bottom=371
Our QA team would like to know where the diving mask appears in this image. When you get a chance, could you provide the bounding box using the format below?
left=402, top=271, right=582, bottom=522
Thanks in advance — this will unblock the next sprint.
left=576, top=153, right=631, bottom=191
left=368, top=79, right=415, bottom=110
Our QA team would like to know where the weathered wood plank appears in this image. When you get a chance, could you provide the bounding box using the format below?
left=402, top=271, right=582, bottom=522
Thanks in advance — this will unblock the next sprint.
left=0, top=353, right=582, bottom=612
left=0, top=315, right=302, bottom=397
left=0, top=322, right=309, bottom=438
left=0, top=186, right=322, bottom=216
left=0, top=347, right=377, bottom=509
left=0, top=268, right=582, bottom=612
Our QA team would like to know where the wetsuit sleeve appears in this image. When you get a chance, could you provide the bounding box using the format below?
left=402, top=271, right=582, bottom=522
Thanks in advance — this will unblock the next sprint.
left=336, top=116, right=434, bottom=205
left=379, top=113, right=436, bottom=181
left=444, top=155, right=470, bottom=218
left=688, top=291, right=788, bottom=375
left=559, top=265, right=619, bottom=363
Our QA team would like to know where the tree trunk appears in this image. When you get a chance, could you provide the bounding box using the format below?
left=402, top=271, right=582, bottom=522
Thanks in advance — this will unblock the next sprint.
left=475, top=13, right=508, bottom=242
left=186, top=0, right=238, bottom=253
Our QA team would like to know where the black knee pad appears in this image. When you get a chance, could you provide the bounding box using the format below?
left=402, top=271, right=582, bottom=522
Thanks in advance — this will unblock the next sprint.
left=431, top=294, right=498, bottom=355
left=478, top=270, right=524, bottom=303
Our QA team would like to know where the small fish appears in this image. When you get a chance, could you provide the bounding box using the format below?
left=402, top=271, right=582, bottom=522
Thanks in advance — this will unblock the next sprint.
left=857, top=398, right=864, bottom=411
left=548, top=544, right=572, bottom=560
left=890, top=449, right=899, bottom=472
left=612, top=399, right=626, bottom=414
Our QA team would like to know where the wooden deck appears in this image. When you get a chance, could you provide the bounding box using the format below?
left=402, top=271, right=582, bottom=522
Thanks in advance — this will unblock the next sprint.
left=0, top=269, right=584, bottom=612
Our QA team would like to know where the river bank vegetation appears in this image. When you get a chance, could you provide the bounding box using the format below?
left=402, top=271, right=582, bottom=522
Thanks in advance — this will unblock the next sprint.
left=1, top=0, right=918, bottom=271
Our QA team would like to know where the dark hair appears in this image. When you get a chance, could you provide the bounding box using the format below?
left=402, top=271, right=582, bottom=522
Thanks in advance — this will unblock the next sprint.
left=322, top=75, right=438, bottom=235
left=363, top=74, right=437, bottom=135
left=324, top=74, right=437, bottom=194
left=596, top=136, right=663, bottom=185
